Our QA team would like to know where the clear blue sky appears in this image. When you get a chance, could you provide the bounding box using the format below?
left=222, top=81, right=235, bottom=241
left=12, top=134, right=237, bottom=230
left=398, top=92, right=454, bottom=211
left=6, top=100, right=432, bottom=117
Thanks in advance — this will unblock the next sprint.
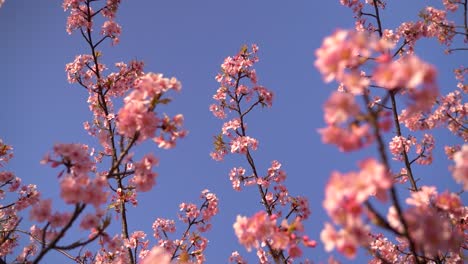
left=0, top=1, right=465, bottom=263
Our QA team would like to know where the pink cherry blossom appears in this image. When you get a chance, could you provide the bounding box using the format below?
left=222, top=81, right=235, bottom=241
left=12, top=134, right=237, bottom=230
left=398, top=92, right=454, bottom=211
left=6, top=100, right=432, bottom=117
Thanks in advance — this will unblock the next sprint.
left=389, top=135, right=415, bottom=161
left=324, top=158, right=391, bottom=224
left=452, top=144, right=468, bottom=190
left=405, top=185, right=437, bottom=207
left=372, top=55, right=437, bottom=91
left=101, top=20, right=121, bottom=45
left=229, top=167, right=245, bottom=191
left=65, top=54, right=95, bottom=85
left=415, top=133, right=435, bottom=165
left=80, top=213, right=100, bottom=230
left=152, top=218, right=176, bottom=239
left=222, top=118, right=241, bottom=136
left=179, top=202, right=200, bottom=221
left=233, top=212, right=276, bottom=251
left=420, top=6, right=456, bottom=46
left=229, top=251, right=247, bottom=264
left=323, top=91, right=360, bottom=124
left=200, top=189, right=219, bottom=223
left=29, top=199, right=52, bottom=223
left=315, top=29, right=370, bottom=83
left=0, top=140, right=13, bottom=167
left=116, top=73, right=184, bottom=144
left=65, top=4, right=93, bottom=34
left=318, top=123, right=373, bottom=152
left=230, top=136, right=258, bottom=154
left=443, top=0, right=462, bottom=12
left=130, top=153, right=159, bottom=192
left=320, top=221, right=371, bottom=259
left=140, top=246, right=171, bottom=264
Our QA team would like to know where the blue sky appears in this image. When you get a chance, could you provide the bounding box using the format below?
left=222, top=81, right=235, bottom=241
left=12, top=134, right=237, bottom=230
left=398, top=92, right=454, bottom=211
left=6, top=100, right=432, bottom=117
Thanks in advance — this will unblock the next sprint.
left=0, top=1, right=466, bottom=263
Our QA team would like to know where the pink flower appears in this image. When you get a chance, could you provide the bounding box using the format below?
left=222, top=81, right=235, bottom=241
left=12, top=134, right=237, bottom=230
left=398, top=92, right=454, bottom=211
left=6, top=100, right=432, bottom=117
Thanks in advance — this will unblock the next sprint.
left=45, top=143, right=94, bottom=177
left=415, top=134, right=435, bottom=165
left=396, top=21, right=426, bottom=52
left=140, top=246, right=170, bottom=264
left=405, top=186, right=437, bottom=207
left=443, top=0, right=461, bottom=12
left=435, top=191, right=463, bottom=214
left=373, top=55, right=437, bottom=91
left=222, top=118, right=241, bottom=136
left=179, top=202, right=200, bottom=222
left=323, top=91, right=360, bottom=124
left=318, top=123, right=373, bottom=152
left=49, top=212, right=72, bottom=228
left=315, top=30, right=369, bottom=83
left=0, top=140, right=13, bottom=167
left=200, top=189, right=219, bottom=222
left=369, top=234, right=399, bottom=263
left=229, top=167, right=245, bottom=191
left=253, top=86, right=274, bottom=107
left=125, top=231, right=147, bottom=249
left=230, top=136, right=258, bottom=154
left=65, top=54, right=94, bottom=84
left=131, top=153, right=159, bottom=192
left=116, top=73, right=184, bottom=144
left=229, top=251, right=247, bottom=264
left=0, top=171, right=15, bottom=184
left=29, top=199, right=52, bottom=223
left=452, top=144, right=468, bottom=190
left=101, top=20, right=121, bottom=45
left=65, top=4, right=93, bottom=34
left=209, top=103, right=227, bottom=119
left=420, top=7, right=456, bottom=46
left=341, top=71, right=370, bottom=94
left=233, top=212, right=276, bottom=251
left=152, top=218, right=176, bottom=239
left=389, top=136, right=415, bottom=161
left=62, top=0, right=84, bottom=11
left=323, top=159, right=391, bottom=224
left=80, top=213, right=100, bottom=230
left=404, top=206, right=464, bottom=258
left=59, top=177, right=84, bottom=204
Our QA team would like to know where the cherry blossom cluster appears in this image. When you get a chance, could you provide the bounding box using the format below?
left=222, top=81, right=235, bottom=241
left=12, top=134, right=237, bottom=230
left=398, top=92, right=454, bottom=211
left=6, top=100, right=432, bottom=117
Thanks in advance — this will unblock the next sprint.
left=92, top=231, right=149, bottom=263
left=149, top=190, right=219, bottom=263
left=41, top=143, right=108, bottom=207
left=209, top=44, right=271, bottom=121
left=367, top=187, right=466, bottom=263
left=315, top=28, right=438, bottom=97
left=315, top=0, right=468, bottom=262
left=318, top=91, right=382, bottom=152
left=210, top=46, right=315, bottom=263
left=128, top=153, right=159, bottom=192
left=0, top=139, right=13, bottom=166
left=0, top=141, right=40, bottom=259
left=233, top=212, right=316, bottom=261
left=392, top=188, right=465, bottom=261
left=398, top=67, right=467, bottom=142
left=68, top=184, right=218, bottom=263
left=116, top=72, right=186, bottom=146
left=63, top=0, right=122, bottom=40
left=338, top=0, right=386, bottom=33
left=321, top=159, right=392, bottom=258
left=389, top=134, right=435, bottom=165
left=419, top=6, right=456, bottom=46
left=340, top=1, right=463, bottom=53
left=452, top=144, right=468, bottom=189
left=0, top=1, right=209, bottom=263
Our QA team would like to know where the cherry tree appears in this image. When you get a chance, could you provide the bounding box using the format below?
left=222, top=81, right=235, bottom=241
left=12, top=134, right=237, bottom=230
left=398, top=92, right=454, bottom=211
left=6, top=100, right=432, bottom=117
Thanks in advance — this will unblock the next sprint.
left=0, top=0, right=466, bottom=263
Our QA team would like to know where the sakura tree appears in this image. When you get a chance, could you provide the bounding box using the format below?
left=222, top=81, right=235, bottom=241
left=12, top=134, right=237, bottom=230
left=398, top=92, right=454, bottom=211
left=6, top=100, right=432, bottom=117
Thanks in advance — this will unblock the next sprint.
left=0, top=0, right=466, bottom=263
